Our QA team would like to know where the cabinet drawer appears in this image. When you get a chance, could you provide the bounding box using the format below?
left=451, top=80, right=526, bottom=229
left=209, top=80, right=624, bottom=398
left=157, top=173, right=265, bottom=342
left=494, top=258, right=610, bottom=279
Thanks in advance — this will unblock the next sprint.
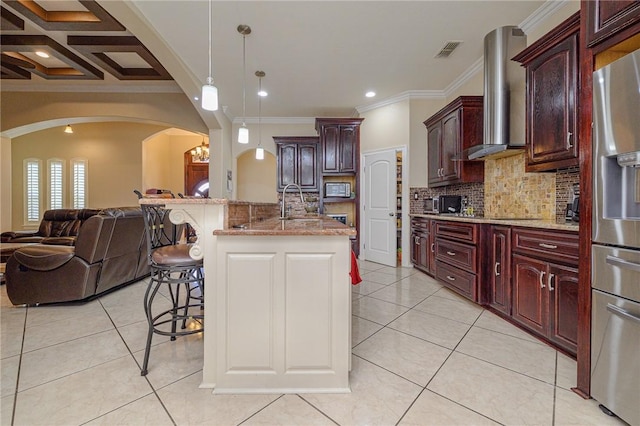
left=434, top=221, right=478, bottom=243
left=435, top=238, right=477, bottom=273
left=411, top=217, right=430, bottom=232
left=435, top=260, right=477, bottom=301
left=512, top=228, right=579, bottom=263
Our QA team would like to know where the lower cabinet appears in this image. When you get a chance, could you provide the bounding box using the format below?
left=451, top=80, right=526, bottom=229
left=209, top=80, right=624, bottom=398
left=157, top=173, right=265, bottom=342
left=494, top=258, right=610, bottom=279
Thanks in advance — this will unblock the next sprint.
left=487, top=225, right=512, bottom=315
left=409, top=217, right=578, bottom=356
left=410, top=218, right=430, bottom=273
left=511, top=228, right=579, bottom=355
left=434, top=221, right=479, bottom=301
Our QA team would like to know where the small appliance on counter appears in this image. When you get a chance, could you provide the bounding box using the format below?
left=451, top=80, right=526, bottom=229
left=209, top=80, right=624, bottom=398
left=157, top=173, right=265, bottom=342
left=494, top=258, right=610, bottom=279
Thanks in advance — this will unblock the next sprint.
left=424, top=195, right=462, bottom=214
left=566, top=183, right=580, bottom=222
left=324, top=182, right=351, bottom=198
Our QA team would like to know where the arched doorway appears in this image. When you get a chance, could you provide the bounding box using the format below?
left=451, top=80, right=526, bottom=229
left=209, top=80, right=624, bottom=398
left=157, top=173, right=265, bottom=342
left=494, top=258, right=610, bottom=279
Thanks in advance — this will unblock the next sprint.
left=184, top=141, right=209, bottom=197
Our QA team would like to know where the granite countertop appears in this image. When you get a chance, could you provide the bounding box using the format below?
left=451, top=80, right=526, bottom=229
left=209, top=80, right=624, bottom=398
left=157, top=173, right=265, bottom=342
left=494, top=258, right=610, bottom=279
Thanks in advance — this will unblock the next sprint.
left=214, top=215, right=357, bottom=236
left=410, top=213, right=579, bottom=231
left=138, top=198, right=277, bottom=206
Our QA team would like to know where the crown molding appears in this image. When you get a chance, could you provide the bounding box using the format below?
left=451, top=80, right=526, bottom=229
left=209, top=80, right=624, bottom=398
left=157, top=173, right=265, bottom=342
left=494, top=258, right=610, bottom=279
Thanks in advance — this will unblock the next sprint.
left=231, top=116, right=317, bottom=125
left=519, top=0, right=573, bottom=35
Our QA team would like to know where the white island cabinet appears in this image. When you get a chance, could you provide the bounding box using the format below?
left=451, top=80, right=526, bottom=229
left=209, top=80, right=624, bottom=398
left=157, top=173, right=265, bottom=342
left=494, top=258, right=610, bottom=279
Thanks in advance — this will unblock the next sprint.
left=212, top=232, right=352, bottom=394
left=139, top=198, right=354, bottom=394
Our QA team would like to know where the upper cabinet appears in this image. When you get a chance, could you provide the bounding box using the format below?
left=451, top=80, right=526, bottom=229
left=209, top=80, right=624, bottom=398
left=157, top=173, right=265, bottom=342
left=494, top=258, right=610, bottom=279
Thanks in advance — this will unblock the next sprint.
left=274, top=136, right=319, bottom=192
left=586, top=0, right=640, bottom=49
left=315, top=118, right=363, bottom=174
left=423, top=96, right=484, bottom=187
left=513, top=12, right=580, bottom=172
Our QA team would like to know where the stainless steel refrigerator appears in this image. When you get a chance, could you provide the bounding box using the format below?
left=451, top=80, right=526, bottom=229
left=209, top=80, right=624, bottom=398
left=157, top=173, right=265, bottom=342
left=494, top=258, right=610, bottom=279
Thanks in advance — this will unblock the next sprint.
left=591, top=49, right=640, bottom=426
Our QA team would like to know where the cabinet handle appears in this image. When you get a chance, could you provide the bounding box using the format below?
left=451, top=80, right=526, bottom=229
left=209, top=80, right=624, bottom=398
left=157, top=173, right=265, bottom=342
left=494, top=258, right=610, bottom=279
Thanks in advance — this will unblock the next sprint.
left=415, top=236, right=420, bottom=245
left=548, top=273, right=555, bottom=291
left=494, top=262, right=500, bottom=276
left=539, top=271, right=546, bottom=289
left=539, top=243, right=558, bottom=249
left=440, top=168, right=444, bottom=177
left=446, top=275, right=456, bottom=281
left=431, top=243, right=435, bottom=253
left=446, top=251, right=456, bottom=256
left=567, top=132, right=573, bottom=149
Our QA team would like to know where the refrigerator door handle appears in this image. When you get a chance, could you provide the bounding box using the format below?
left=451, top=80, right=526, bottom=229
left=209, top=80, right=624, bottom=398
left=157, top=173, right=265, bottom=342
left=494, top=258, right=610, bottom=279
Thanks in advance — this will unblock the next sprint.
left=606, top=255, right=640, bottom=273
left=606, top=303, right=640, bottom=325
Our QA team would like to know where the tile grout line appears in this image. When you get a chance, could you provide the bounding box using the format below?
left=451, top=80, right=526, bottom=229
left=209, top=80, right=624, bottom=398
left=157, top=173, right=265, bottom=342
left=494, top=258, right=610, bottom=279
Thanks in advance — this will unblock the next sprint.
left=9, top=305, right=29, bottom=426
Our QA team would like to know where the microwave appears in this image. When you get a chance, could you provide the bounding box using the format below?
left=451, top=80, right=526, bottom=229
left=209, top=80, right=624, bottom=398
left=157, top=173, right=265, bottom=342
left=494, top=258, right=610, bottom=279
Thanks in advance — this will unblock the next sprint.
left=325, top=182, right=351, bottom=198
left=424, top=195, right=462, bottom=214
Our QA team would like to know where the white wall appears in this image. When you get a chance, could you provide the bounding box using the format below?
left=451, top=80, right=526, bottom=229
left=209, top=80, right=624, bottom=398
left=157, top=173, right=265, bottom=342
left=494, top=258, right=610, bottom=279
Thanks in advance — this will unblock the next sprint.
left=237, top=150, right=278, bottom=202
left=1, top=136, right=11, bottom=233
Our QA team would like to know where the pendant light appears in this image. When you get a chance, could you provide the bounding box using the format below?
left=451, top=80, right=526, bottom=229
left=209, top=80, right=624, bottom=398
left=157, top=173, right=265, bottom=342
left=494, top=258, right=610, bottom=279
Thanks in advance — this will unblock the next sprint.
left=201, top=0, right=218, bottom=111
left=64, top=124, right=73, bottom=134
left=237, top=25, right=251, bottom=144
left=255, top=70, right=265, bottom=160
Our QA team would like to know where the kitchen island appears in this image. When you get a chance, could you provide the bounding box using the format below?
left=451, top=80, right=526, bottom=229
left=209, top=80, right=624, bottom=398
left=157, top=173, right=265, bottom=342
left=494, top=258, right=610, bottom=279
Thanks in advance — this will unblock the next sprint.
left=139, top=198, right=356, bottom=393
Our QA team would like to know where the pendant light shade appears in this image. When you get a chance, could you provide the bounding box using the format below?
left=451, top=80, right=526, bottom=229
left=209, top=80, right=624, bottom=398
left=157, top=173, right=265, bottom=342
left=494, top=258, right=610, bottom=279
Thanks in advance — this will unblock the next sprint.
left=202, top=78, right=218, bottom=111
left=256, top=70, right=265, bottom=160
left=64, top=124, right=73, bottom=134
left=237, top=25, right=251, bottom=143
left=238, top=124, right=249, bottom=144
left=202, top=0, right=218, bottom=111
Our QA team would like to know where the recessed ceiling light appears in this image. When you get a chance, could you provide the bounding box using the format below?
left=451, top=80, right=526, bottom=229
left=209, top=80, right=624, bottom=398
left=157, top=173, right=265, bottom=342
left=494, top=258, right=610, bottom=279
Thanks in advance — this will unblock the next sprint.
left=365, top=91, right=376, bottom=98
left=258, top=90, right=268, bottom=97
left=35, top=51, right=49, bottom=58
left=194, top=96, right=199, bottom=101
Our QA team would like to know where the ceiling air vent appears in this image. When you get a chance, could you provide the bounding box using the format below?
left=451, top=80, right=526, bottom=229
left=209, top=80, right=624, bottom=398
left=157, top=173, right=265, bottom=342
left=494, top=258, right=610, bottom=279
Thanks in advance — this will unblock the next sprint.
left=435, top=41, right=462, bottom=58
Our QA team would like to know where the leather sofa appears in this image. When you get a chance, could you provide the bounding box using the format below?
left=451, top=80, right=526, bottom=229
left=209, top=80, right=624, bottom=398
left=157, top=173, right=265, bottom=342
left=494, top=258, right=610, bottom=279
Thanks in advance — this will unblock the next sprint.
left=1, top=208, right=101, bottom=246
left=5, top=207, right=150, bottom=305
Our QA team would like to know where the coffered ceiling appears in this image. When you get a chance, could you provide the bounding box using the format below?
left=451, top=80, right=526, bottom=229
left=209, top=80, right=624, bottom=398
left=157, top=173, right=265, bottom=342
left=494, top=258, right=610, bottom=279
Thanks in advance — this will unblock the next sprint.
left=1, top=0, right=173, bottom=83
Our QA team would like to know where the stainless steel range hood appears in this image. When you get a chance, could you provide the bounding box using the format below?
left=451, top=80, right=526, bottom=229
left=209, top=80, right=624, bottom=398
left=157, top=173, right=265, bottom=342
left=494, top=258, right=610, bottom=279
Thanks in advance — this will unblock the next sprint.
left=458, top=26, right=527, bottom=161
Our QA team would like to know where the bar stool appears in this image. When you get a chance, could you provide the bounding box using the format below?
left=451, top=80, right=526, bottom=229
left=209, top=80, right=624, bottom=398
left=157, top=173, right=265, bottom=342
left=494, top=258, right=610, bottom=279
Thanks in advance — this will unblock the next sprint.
left=139, top=203, right=204, bottom=376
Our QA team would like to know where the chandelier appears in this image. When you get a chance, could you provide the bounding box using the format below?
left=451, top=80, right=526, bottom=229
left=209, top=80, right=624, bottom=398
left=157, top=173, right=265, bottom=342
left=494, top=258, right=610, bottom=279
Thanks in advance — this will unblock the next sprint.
left=191, top=139, right=210, bottom=163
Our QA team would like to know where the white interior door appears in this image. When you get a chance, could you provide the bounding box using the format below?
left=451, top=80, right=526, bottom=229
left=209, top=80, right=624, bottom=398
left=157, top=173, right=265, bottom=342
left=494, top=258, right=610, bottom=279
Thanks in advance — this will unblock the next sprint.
left=363, top=150, right=397, bottom=266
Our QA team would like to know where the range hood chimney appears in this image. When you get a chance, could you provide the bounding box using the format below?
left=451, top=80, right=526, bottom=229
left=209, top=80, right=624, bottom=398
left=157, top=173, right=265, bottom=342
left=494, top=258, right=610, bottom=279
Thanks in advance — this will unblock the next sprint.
left=462, top=26, right=527, bottom=160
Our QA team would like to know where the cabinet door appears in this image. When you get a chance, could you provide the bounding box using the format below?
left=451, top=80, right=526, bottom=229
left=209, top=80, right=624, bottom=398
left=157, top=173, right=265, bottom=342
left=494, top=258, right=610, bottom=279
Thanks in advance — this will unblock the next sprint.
left=586, top=0, right=640, bottom=47
left=410, top=231, right=429, bottom=273
left=338, top=125, right=357, bottom=173
left=277, top=143, right=298, bottom=190
left=512, top=254, right=547, bottom=336
left=321, top=125, right=340, bottom=173
left=428, top=220, right=437, bottom=275
left=488, top=226, right=511, bottom=315
left=427, top=124, right=442, bottom=185
left=298, top=143, right=318, bottom=190
left=440, top=110, right=461, bottom=182
left=526, top=33, right=578, bottom=171
left=548, top=263, right=578, bottom=354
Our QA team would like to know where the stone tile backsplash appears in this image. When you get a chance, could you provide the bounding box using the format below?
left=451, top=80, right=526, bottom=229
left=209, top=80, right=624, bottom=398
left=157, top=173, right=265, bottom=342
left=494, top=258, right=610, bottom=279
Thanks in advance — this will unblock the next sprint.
left=410, top=152, right=580, bottom=221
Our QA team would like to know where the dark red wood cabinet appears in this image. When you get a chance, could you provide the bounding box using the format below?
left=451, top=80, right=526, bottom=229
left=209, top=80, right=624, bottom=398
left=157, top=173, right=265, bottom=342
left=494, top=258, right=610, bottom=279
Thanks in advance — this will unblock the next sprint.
left=586, top=0, right=640, bottom=48
left=513, top=12, right=580, bottom=172
left=410, top=217, right=430, bottom=274
left=274, top=136, right=319, bottom=192
left=423, top=96, right=484, bottom=187
left=315, top=119, right=361, bottom=174
left=511, top=227, right=579, bottom=356
left=487, top=226, right=512, bottom=316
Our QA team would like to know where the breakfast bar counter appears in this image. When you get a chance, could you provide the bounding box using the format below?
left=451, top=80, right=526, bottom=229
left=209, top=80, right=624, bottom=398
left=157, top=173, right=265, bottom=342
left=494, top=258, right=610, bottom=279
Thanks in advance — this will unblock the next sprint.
left=139, top=198, right=354, bottom=394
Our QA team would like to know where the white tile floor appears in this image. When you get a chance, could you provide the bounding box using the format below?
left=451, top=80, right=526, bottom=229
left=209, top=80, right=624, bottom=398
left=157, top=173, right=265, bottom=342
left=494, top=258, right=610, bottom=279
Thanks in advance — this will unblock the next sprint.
left=0, top=260, right=629, bottom=426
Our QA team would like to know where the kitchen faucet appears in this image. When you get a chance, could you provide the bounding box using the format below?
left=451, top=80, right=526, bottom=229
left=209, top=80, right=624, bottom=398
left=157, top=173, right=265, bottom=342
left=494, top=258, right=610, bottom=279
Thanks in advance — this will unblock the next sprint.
left=281, top=183, right=305, bottom=219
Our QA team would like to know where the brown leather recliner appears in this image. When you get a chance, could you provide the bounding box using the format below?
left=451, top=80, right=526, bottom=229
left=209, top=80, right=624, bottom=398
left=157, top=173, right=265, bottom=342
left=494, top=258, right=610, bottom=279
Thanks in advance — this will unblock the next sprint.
left=5, top=207, right=150, bottom=305
left=1, top=208, right=101, bottom=246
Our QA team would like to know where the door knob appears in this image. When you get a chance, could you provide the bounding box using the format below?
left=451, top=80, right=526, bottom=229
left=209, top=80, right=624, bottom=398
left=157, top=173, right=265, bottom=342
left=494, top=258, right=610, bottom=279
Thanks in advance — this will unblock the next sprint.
left=389, top=212, right=395, bottom=216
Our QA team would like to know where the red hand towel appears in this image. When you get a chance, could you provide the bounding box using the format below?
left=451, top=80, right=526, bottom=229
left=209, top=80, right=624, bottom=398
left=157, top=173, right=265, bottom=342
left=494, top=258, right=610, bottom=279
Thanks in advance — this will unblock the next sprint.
left=350, top=250, right=362, bottom=285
